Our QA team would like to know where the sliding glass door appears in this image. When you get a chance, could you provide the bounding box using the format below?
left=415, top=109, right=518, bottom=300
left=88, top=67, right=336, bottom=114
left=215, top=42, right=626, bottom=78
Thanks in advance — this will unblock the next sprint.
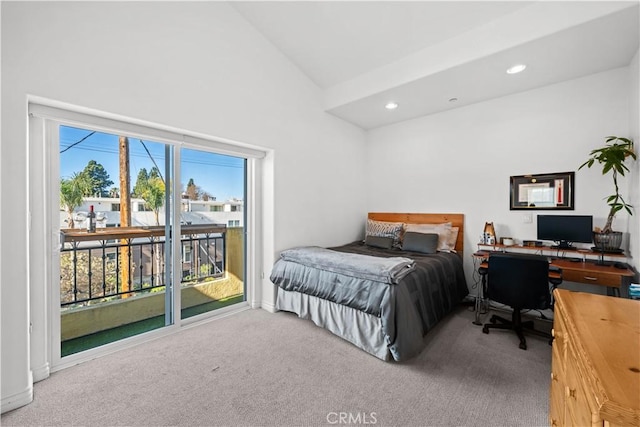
left=29, top=102, right=261, bottom=371
left=56, top=126, right=249, bottom=357
left=58, top=125, right=174, bottom=356
left=179, top=148, right=246, bottom=319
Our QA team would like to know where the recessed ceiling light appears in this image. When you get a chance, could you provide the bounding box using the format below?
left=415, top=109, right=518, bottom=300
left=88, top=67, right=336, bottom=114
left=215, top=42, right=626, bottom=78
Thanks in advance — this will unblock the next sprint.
left=385, top=102, right=399, bottom=110
left=506, top=64, right=527, bottom=74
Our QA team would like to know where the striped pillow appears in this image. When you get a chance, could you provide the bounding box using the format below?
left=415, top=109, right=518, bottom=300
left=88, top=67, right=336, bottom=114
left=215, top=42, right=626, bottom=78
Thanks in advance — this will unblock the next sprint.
left=366, top=219, right=403, bottom=247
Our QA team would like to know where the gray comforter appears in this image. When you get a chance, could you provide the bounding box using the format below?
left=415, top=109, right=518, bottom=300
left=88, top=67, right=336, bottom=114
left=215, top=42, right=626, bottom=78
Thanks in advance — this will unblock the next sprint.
left=279, top=246, right=415, bottom=284
left=270, top=241, right=468, bottom=361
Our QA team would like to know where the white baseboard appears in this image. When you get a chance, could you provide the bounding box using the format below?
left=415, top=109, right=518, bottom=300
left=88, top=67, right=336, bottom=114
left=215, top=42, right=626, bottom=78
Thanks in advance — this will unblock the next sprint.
left=32, top=362, right=50, bottom=383
left=261, top=300, right=277, bottom=313
left=1, top=374, right=33, bottom=414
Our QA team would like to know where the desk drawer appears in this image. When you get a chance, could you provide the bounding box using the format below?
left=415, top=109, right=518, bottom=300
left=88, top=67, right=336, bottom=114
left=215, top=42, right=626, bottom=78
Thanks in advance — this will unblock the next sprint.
left=562, top=269, right=620, bottom=287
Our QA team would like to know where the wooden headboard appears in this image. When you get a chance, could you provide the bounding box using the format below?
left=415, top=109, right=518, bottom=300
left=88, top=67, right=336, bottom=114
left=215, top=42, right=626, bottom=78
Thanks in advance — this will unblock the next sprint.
left=368, top=212, right=465, bottom=256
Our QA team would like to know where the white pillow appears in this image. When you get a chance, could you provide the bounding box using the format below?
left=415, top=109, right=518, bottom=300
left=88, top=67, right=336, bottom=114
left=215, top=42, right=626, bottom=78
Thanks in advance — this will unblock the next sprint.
left=447, top=227, right=460, bottom=252
left=404, top=222, right=454, bottom=252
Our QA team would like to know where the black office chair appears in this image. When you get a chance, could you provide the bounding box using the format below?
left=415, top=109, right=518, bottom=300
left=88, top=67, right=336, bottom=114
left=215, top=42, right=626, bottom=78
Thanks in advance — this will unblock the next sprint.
left=482, top=253, right=556, bottom=350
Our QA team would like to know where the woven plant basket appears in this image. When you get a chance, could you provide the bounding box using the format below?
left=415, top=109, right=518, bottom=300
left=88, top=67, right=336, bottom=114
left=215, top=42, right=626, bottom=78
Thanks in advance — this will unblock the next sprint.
left=592, top=231, right=623, bottom=252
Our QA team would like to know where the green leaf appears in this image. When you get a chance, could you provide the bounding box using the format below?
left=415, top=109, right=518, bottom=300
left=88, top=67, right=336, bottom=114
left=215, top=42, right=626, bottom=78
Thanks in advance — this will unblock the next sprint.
left=580, top=136, right=635, bottom=217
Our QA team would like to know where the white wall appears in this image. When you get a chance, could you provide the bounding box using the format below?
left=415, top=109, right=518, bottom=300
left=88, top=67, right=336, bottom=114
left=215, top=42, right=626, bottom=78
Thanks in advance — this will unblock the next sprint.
left=366, top=68, right=633, bottom=288
left=1, top=2, right=366, bottom=412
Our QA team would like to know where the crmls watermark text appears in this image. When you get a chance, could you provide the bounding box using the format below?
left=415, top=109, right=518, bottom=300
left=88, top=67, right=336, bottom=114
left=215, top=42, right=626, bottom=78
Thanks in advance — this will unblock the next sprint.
left=326, top=412, right=378, bottom=425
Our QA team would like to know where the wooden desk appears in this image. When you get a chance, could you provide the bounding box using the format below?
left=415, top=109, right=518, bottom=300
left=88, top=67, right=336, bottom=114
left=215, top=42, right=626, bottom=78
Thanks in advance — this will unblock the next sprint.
left=472, top=251, right=634, bottom=325
left=550, top=289, right=640, bottom=427
left=478, top=243, right=628, bottom=260
left=475, top=247, right=634, bottom=297
left=551, top=259, right=633, bottom=296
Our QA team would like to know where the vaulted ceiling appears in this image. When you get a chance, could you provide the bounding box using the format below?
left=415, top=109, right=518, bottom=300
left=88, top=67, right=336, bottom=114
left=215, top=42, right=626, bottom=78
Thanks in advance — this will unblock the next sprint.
left=231, top=1, right=640, bottom=130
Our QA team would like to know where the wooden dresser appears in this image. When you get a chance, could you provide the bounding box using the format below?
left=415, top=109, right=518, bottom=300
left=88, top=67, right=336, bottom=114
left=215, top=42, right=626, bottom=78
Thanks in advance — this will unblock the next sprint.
left=550, top=289, right=640, bottom=426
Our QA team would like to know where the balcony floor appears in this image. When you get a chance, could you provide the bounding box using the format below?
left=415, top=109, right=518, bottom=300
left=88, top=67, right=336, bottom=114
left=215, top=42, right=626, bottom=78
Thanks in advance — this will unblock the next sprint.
left=62, top=294, right=244, bottom=356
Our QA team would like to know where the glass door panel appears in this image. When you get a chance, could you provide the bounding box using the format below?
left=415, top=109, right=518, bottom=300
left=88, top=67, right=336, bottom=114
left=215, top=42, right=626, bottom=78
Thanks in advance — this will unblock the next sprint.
left=58, top=125, right=173, bottom=356
left=179, top=147, right=246, bottom=319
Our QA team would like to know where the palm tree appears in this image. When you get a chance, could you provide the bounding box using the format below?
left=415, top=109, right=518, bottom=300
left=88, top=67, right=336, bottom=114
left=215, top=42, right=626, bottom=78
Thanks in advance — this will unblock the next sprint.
left=60, top=173, right=90, bottom=228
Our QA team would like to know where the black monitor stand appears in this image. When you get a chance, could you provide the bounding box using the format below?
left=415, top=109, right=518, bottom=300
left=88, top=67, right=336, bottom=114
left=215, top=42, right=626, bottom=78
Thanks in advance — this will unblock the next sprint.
left=551, top=240, right=574, bottom=250
left=590, top=245, right=623, bottom=266
left=595, top=246, right=612, bottom=266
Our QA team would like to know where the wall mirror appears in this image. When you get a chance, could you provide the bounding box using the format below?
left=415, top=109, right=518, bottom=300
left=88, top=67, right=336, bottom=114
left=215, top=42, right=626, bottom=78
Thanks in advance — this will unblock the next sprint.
left=510, top=171, right=574, bottom=210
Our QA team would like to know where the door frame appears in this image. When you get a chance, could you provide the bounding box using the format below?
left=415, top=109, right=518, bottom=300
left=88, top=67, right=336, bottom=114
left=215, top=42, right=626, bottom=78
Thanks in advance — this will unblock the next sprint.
left=28, top=99, right=265, bottom=375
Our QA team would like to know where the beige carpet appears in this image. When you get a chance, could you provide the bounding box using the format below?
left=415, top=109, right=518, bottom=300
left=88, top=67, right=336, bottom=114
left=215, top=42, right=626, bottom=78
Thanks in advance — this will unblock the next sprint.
left=2, top=306, right=552, bottom=426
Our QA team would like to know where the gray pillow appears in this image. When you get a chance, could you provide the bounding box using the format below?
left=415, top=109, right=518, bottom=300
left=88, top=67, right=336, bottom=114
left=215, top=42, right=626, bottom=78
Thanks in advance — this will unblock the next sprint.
left=365, top=235, right=394, bottom=249
left=402, top=232, right=438, bottom=254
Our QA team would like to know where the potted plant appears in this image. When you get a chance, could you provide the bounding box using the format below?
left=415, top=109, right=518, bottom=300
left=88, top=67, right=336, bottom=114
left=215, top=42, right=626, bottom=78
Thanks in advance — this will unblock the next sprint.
left=579, top=136, right=636, bottom=251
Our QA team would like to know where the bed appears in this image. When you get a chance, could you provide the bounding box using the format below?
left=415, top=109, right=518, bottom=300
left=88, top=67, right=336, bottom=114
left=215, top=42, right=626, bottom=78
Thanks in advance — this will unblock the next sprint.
left=270, top=213, right=469, bottom=362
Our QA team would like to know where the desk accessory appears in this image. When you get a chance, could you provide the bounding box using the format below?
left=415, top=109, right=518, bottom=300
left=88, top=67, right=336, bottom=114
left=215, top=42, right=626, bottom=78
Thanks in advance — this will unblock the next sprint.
left=480, top=222, right=496, bottom=244
left=501, top=237, right=514, bottom=246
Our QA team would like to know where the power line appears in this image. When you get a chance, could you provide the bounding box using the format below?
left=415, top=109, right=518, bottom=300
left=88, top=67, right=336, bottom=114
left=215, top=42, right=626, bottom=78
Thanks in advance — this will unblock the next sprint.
left=138, top=139, right=165, bottom=183
left=59, top=131, right=96, bottom=153
left=60, top=128, right=243, bottom=167
left=60, top=142, right=243, bottom=168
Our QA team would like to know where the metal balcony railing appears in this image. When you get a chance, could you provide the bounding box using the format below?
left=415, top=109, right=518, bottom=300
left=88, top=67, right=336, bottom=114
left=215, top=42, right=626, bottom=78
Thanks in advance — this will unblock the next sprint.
left=59, top=224, right=226, bottom=307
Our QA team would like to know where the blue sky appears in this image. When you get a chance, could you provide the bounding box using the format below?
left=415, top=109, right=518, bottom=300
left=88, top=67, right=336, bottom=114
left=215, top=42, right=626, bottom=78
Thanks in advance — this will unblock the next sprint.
left=60, top=125, right=245, bottom=201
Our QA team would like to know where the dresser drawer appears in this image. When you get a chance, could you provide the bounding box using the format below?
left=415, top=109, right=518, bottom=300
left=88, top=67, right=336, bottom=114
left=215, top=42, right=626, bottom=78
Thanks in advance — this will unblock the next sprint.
left=550, top=290, right=640, bottom=427
left=565, top=342, right=600, bottom=427
left=550, top=367, right=565, bottom=427
left=562, top=269, right=621, bottom=287
left=552, top=311, right=568, bottom=361
left=550, top=312, right=567, bottom=427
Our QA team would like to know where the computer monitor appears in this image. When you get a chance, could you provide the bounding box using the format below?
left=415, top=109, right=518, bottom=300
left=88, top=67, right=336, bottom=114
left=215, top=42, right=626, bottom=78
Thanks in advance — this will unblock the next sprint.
left=537, top=215, right=593, bottom=249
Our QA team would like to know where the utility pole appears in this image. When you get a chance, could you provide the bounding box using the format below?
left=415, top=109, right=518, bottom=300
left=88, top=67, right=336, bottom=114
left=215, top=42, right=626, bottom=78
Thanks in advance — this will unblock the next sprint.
left=119, top=136, right=132, bottom=297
